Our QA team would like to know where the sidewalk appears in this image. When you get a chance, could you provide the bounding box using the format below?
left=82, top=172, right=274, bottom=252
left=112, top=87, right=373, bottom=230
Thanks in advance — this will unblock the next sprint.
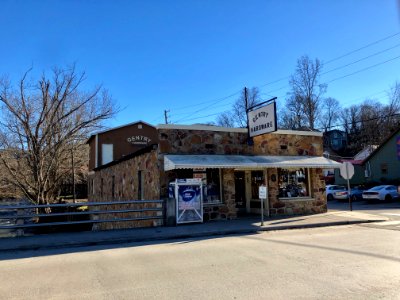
left=0, top=211, right=387, bottom=252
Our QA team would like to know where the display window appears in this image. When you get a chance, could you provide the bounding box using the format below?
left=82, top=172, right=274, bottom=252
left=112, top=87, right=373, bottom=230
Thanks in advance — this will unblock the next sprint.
left=278, top=168, right=310, bottom=199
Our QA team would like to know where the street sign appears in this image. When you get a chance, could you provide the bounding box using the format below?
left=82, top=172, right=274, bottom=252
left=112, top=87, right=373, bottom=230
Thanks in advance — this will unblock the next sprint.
left=339, top=162, right=354, bottom=212
left=340, top=162, right=354, bottom=180
left=259, top=186, right=267, bottom=199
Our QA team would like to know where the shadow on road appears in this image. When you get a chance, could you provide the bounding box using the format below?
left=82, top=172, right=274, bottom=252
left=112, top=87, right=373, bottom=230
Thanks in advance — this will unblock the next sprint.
left=243, top=235, right=400, bottom=263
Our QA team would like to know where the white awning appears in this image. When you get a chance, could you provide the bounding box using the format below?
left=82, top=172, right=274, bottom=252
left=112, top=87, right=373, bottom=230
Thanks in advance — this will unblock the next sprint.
left=164, top=154, right=342, bottom=171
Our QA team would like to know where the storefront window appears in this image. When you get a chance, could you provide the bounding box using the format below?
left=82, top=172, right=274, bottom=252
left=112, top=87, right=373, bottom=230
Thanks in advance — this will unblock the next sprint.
left=174, top=168, right=222, bottom=204
left=203, top=169, right=222, bottom=204
left=278, top=168, right=310, bottom=198
left=251, top=171, right=264, bottom=199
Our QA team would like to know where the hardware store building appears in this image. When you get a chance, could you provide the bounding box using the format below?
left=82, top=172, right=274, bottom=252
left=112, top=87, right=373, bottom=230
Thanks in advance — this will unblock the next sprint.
left=88, top=123, right=341, bottom=229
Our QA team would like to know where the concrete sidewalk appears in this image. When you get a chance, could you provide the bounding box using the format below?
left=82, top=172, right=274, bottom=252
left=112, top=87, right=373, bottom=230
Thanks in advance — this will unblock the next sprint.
left=0, top=211, right=387, bottom=252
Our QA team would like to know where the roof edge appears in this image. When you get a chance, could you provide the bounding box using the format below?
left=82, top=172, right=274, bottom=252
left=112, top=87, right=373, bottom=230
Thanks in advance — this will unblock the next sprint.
left=93, top=144, right=157, bottom=171
left=157, top=124, right=322, bottom=136
left=87, top=120, right=156, bottom=143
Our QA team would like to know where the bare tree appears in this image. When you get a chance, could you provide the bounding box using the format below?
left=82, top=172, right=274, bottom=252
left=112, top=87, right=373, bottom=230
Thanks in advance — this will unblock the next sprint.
left=383, top=81, right=400, bottom=129
left=278, top=95, right=304, bottom=129
left=321, top=97, right=341, bottom=131
left=0, top=66, right=116, bottom=205
left=216, top=87, right=261, bottom=127
left=216, top=111, right=235, bottom=127
left=288, top=56, right=327, bottom=129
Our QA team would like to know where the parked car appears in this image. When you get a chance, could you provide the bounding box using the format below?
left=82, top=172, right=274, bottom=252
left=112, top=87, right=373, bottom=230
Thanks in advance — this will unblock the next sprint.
left=326, top=185, right=346, bottom=201
left=333, top=186, right=366, bottom=201
left=362, top=185, right=400, bottom=202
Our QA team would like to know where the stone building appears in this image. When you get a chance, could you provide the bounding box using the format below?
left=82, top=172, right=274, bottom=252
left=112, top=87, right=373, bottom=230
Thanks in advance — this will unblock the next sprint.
left=88, top=124, right=341, bottom=229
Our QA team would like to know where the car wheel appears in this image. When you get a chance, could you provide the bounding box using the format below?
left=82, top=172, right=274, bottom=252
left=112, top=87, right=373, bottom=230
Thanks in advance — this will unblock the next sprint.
left=351, top=195, right=357, bottom=202
left=327, top=194, right=333, bottom=201
left=385, top=194, right=392, bottom=202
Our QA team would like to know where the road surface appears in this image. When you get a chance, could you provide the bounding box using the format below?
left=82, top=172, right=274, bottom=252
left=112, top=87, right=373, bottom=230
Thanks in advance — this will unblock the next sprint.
left=1, top=225, right=399, bottom=299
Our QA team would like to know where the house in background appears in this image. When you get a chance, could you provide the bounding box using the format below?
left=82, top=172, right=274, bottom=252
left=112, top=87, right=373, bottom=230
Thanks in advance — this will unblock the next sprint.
left=87, top=121, right=158, bottom=171
left=334, top=145, right=377, bottom=186
left=323, top=129, right=347, bottom=152
left=363, top=128, right=400, bottom=184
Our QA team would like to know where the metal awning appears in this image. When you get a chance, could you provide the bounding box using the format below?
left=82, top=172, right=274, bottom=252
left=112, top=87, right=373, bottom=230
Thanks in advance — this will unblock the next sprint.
left=164, top=154, right=342, bottom=171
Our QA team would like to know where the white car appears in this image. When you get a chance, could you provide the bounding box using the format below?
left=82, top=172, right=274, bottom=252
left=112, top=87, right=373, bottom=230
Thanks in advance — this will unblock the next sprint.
left=362, top=185, right=399, bottom=201
left=326, top=185, right=346, bottom=201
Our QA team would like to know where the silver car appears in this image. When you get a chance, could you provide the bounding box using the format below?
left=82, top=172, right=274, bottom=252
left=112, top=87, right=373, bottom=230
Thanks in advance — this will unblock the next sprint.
left=362, top=185, right=399, bottom=201
left=326, top=185, right=346, bottom=201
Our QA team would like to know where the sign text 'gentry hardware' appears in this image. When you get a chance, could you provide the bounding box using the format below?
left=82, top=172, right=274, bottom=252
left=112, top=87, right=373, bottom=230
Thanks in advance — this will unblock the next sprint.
left=247, top=101, right=277, bottom=137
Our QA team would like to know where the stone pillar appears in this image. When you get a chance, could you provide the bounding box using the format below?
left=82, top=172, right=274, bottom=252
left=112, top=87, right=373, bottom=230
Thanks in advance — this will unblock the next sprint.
left=222, top=169, right=237, bottom=219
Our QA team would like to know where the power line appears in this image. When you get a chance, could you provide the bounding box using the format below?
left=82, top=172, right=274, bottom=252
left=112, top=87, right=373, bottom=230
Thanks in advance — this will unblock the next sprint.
left=324, top=32, right=400, bottom=64
left=326, top=54, right=400, bottom=84
left=321, top=42, right=400, bottom=76
left=171, top=90, right=241, bottom=112
left=315, top=112, right=400, bottom=131
left=259, top=31, right=400, bottom=88
left=164, top=32, right=400, bottom=124
left=173, top=90, right=242, bottom=123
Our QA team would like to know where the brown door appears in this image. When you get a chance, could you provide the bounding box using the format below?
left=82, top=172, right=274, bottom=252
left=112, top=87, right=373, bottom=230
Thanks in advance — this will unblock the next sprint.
left=234, top=171, right=246, bottom=214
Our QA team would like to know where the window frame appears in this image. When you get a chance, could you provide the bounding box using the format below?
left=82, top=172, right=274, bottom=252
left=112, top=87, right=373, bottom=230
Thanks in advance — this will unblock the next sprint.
left=277, top=167, right=312, bottom=200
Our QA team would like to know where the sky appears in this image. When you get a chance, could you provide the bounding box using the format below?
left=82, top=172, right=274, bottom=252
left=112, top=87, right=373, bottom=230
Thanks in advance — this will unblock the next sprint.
left=1, top=0, right=400, bottom=129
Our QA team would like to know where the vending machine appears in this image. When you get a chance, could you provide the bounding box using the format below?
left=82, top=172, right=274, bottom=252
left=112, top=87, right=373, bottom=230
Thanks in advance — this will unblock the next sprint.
left=169, top=178, right=203, bottom=224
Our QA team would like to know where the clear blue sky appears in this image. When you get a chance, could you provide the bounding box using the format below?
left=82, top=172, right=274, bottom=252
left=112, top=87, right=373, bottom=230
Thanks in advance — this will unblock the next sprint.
left=1, top=0, right=399, bottom=128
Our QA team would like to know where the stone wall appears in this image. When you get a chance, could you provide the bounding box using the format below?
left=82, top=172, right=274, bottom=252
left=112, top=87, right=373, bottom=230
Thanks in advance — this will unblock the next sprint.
left=158, top=128, right=326, bottom=218
left=158, top=128, right=251, bottom=155
left=88, top=149, right=162, bottom=230
left=253, top=132, right=323, bottom=156
left=158, top=128, right=323, bottom=156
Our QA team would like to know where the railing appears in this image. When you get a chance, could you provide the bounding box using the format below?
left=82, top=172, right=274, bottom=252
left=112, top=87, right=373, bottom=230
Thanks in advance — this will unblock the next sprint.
left=0, top=200, right=165, bottom=237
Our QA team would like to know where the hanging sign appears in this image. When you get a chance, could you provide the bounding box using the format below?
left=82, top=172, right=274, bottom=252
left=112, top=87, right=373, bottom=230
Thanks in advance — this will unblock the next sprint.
left=176, top=179, right=203, bottom=224
left=247, top=101, right=277, bottom=137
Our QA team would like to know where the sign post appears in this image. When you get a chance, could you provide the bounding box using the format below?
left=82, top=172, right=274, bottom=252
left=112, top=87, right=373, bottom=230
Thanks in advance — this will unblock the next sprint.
left=259, top=185, right=267, bottom=226
left=339, top=162, right=355, bottom=211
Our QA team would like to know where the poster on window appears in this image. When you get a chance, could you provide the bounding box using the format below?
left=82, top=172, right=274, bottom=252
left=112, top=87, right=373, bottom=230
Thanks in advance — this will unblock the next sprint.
left=176, top=179, right=203, bottom=224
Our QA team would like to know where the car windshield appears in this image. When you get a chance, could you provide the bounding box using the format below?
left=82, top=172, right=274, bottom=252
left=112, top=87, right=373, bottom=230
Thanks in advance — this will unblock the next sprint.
left=370, top=186, right=385, bottom=191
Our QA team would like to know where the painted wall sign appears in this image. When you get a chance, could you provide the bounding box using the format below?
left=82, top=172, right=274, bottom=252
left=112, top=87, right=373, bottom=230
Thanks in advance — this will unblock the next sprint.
left=126, top=135, right=151, bottom=145
left=176, top=179, right=203, bottom=224
left=247, top=101, right=277, bottom=137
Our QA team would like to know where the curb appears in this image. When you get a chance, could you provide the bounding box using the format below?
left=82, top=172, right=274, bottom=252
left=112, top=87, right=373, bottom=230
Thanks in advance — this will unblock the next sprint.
left=0, top=219, right=385, bottom=253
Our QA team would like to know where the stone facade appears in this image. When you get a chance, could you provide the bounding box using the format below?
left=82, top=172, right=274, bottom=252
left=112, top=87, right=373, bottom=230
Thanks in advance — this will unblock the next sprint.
left=88, top=148, right=162, bottom=230
left=157, top=127, right=327, bottom=219
left=89, top=125, right=329, bottom=229
left=253, top=131, right=323, bottom=156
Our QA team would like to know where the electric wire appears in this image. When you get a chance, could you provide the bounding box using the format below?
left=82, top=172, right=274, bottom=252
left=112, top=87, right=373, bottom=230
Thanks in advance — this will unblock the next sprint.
left=165, top=32, right=400, bottom=124
left=259, top=31, right=400, bottom=88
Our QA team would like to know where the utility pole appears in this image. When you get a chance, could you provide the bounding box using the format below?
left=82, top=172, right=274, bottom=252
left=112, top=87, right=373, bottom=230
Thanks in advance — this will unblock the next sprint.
left=164, top=109, right=170, bottom=124
left=244, top=87, right=248, bottom=111
left=244, top=87, right=253, bottom=145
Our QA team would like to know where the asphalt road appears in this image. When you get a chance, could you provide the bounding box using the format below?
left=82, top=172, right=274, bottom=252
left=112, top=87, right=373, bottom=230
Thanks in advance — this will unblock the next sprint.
left=1, top=225, right=399, bottom=300
left=328, top=199, right=400, bottom=230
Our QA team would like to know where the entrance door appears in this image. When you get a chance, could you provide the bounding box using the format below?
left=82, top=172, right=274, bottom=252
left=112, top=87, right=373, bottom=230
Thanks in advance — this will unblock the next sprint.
left=234, top=171, right=246, bottom=215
